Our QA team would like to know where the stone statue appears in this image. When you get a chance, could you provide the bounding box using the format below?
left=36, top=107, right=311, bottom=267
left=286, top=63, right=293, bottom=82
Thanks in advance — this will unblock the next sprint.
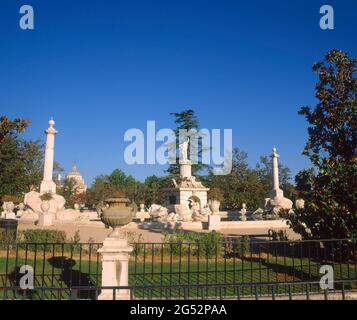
left=179, top=137, right=190, bottom=161
left=295, top=199, right=305, bottom=210
left=1, top=202, right=16, bottom=219
left=190, top=176, right=199, bottom=187
left=200, top=205, right=212, bottom=216
left=16, top=203, right=26, bottom=218
left=149, top=204, right=168, bottom=219
left=191, top=205, right=205, bottom=222
left=174, top=204, right=192, bottom=222
left=239, top=203, right=247, bottom=221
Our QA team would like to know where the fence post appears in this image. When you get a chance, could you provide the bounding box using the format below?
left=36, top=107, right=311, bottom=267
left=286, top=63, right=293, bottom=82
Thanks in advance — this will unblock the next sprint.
left=98, top=233, right=133, bottom=300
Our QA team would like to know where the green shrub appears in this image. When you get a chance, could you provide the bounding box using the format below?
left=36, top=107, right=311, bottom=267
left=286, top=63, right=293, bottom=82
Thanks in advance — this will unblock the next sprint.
left=20, top=229, right=67, bottom=243
left=0, top=229, right=17, bottom=249
left=208, top=188, right=224, bottom=202
left=39, top=192, right=53, bottom=201
left=237, top=236, right=250, bottom=257
left=164, top=231, right=222, bottom=258
left=223, top=235, right=250, bottom=258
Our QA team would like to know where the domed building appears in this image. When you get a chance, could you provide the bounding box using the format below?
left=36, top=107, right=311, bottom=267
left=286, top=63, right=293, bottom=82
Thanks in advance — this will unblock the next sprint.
left=66, top=164, right=87, bottom=194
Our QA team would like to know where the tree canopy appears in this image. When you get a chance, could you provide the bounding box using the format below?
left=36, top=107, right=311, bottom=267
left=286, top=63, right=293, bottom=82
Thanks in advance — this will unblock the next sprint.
left=289, top=49, right=357, bottom=239
left=0, top=116, right=44, bottom=199
left=166, top=109, right=207, bottom=176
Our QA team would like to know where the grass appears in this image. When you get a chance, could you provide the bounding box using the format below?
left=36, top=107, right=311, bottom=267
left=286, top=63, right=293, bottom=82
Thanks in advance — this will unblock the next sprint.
left=1, top=248, right=356, bottom=299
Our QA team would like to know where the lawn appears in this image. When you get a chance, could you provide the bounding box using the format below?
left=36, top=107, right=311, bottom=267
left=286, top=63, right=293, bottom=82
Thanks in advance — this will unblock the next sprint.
left=1, top=248, right=356, bottom=299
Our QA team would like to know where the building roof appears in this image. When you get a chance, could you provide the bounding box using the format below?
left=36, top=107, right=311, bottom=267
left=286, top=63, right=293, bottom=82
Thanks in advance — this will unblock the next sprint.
left=68, top=164, right=81, bottom=176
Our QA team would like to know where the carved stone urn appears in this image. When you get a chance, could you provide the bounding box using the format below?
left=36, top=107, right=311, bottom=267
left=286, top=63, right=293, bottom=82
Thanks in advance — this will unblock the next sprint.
left=101, top=197, right=133, bottom=238
left=209, top=200, right=221, bottom=214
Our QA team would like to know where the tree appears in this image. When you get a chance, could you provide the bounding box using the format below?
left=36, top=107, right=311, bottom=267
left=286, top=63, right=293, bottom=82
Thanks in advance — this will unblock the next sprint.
left=0, top=116, right=30, bottom=142
left=108, top=169, right=137, bottom=189
left=107, top=169, right=138, bottom=200
left=166, top=109, right=207, bottom=176
left=19, top=140, right=44, bottom=192
left=58, top=178, right=78, bottom=208
left=87, top=169, right=140, bottom=207
left=86, top=175, right=110, bottom=208
left=256, top=155, right=296, bottom=201
left=289, top=49, right=357, bottom=239
left=206, top=148, right=266, bottom=210
left=143, top=175, right=171, bottom=205
left=0, top=116, right=45, bottom=198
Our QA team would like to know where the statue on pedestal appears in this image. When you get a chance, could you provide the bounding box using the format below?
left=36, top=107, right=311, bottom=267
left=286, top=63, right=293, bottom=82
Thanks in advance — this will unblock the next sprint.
left=179, top=137, right=190, bottom=162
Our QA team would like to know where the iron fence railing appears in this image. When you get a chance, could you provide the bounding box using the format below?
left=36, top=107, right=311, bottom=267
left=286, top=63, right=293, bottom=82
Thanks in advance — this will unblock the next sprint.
left=1, top=280, right=356, bottom=300
left=0, top=238, right=356, bottom=300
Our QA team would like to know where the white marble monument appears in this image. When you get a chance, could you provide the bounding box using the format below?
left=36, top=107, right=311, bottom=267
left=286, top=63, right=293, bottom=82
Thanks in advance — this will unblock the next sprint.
left=23, top=119, right=67, bottom=222
left=40, top=118, right=58, bottom=194
left=263, top=147, right=293, bottom=213
left=163, top=137, right=210, bottom=218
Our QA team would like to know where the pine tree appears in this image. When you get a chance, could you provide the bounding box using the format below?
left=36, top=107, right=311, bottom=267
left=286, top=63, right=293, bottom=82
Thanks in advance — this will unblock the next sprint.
left=166, top=109, right=206, bottom=176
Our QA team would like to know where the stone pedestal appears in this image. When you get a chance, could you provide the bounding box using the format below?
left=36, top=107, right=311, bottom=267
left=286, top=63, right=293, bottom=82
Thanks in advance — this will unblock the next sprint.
left=38, top=212, right=53, bottom=226
left=180, top=160, right=192, bottom=178
left=270, top=188, right=284, bottom=199
left=98, top=236, right=133, bottom=300
left=135, top=211, right=151, bottom=222
left=2, top=212, right=16, bottom=219
left=208, top=214, right=221, bottom=231
left=40, top=180, right=57, bottom=194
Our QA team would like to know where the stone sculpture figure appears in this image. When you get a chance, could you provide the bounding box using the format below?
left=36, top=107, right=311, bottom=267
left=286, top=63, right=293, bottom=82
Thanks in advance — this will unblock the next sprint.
left=179, top=137, right=190, bottom=162
left=295, top=199, right=305, bottom=210
left=149, top=204, right=168, bottom=219
left=1, top=202, right=16, bottom=219
left=239, top=203, right=247, bottom=221
left=174, top=204, right=192, bottom=222
left=16, top=203, right=26, bottom=218
left=190, top=200, right=205, bottom=221
left=200, top=205, right=212, bottom=216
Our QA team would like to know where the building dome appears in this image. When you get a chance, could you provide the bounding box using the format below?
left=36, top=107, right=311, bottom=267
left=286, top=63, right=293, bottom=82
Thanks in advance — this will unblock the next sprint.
left=68, top=164, right=80, bottom=176
left=66, top=164, right=87, bottom=194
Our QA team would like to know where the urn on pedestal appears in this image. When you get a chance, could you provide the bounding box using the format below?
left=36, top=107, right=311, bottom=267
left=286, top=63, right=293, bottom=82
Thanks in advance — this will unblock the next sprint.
left=98, top=196, right=134, bottom=300
left=100, top=197, right=134, bottom=238
left=208, top=188, right=224, bottom=215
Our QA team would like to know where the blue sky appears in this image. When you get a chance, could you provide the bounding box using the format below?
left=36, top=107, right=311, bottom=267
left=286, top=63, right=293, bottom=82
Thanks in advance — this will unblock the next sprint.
left=0, top=0, right=356, bottom=184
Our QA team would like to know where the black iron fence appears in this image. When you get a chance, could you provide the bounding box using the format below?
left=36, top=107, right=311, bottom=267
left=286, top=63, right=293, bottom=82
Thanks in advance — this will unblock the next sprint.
left=1, top=280, right=356, bottom=300
left=0, top=238, right=356, bottom=300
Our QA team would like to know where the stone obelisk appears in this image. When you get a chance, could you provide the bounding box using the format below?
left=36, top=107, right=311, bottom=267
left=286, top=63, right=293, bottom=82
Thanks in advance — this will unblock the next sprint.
left=270, top=147, right=284, bottom=199
left=40, top=118, right=58, bottom=194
